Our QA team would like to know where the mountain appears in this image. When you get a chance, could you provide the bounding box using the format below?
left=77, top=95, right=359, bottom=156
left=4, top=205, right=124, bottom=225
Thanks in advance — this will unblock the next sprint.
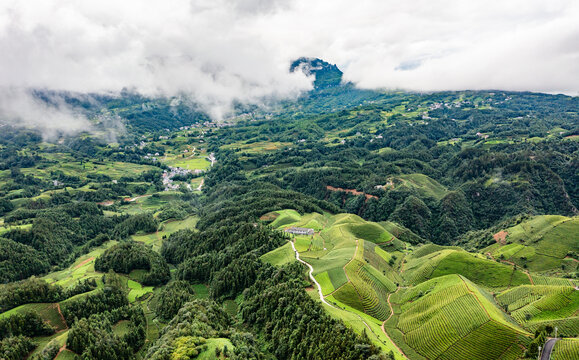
left=290, top=57, right=344, bottom=89
left=0, top=77, right=578, bottom=359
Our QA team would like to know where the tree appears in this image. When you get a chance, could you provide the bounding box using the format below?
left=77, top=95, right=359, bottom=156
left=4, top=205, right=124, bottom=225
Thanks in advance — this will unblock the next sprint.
left=390, top=196, right=431, bottom=238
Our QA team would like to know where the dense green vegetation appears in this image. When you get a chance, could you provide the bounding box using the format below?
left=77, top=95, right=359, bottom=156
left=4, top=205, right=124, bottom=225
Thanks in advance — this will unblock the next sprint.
left=95, top=241, right=170, bottom=286
left=0, top=73, right=578, bottom=358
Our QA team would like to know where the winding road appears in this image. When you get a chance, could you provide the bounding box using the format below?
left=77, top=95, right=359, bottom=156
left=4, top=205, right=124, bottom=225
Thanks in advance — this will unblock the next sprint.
left=290, top=240, right=407, bottom=359
left=290, top=240, right=333, bottom=307
left=540, top=338, right=558, bottom=360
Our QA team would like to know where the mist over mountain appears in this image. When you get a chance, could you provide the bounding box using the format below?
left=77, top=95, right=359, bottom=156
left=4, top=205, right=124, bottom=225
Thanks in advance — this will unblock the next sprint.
left=290, top=58, right=343, bottom=89
left=1, top=0, right=578, bottom=137
left=0, top=2, right=578, bottom=360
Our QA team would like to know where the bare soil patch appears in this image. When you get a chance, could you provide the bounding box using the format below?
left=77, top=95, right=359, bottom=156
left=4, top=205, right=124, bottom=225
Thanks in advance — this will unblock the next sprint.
left=326, top=185, right=378, bottom=200
left=75, top=257, right=95, bottom=269
left=259, top=212, right=279, bottom=221
left=493, top=230, right=508, bottom=245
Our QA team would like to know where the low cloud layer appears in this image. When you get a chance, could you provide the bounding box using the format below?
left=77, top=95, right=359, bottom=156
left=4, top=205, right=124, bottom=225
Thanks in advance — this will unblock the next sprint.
left=0, top=88, right=92, bottom=139
left=0, top=0, right=578, bottom=133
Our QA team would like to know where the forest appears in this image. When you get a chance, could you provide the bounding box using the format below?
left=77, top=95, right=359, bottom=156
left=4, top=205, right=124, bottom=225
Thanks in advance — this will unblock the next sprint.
left=0, top=85, right=577, bottom=359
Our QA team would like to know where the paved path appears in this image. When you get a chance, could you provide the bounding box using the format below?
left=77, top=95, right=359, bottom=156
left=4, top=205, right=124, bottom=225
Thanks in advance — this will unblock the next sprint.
left=196, top=178, right=204, bottom=191
left=541, top=338, right=558, bottom=360
left=290, top=240, right=406, bottom=359
left=290, top=240, right=333, bottom=307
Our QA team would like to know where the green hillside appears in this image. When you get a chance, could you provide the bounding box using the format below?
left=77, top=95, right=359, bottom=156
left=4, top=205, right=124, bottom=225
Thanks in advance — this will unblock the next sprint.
left=263, top=210, right=563, bottom=359
left=262, top=210, right=408, bottom=357
left=262, top=210, right=579, bottom=359
left=0, top=303, right=67, bottom=332
left=2, top=87, right=579, bottom=359
left=552, top=338, right=579, bottom=360
left=497, top=285, right=579, bottom=336
left=403, top=245, right=531, bottom=289
left=390, top=275, right=529, bottom=360
left=379, top=174, right=449, bottom=200
left=484, top=215, right=579, bottom=274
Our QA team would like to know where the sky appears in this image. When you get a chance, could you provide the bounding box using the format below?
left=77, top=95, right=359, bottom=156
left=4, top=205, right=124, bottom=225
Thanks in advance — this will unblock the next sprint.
left=0, top=0, right=578, bottom=132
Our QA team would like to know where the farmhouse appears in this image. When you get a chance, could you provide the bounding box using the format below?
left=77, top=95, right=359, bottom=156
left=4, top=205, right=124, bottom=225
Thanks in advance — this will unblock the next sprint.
left=285, top=227, right=315, bottom=236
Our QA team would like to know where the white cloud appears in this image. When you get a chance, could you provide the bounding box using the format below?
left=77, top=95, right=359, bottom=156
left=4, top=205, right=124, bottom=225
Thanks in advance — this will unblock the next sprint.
left=0, top=88, right=92, bottom=139
left=0, top=0, right=577, bottom=132
left=259, top=0, right=579, bottom=95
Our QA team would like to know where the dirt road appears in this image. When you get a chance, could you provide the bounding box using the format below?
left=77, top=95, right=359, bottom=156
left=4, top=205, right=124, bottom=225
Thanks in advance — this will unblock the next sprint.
left=380, top=287, right=409, bottom=359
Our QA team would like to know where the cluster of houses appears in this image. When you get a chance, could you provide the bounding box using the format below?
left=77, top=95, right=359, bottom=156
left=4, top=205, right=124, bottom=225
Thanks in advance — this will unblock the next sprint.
left=427, top=95, right=512, bottom=112
left=179, top=121, right=234, bottom=129
left=143, top=152, right=160, bottom=161
left=428, top=100, right=473, bottom=110
left=162, top=166, right=191, bottom=191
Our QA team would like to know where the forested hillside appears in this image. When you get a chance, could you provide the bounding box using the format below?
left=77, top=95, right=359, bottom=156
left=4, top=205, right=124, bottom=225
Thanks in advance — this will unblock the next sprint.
left=0, top=77, right=577, bottom=359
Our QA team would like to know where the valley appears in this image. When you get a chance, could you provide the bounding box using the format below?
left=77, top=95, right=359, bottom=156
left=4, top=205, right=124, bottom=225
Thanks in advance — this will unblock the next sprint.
left=0, top=78, right=578, bottom=359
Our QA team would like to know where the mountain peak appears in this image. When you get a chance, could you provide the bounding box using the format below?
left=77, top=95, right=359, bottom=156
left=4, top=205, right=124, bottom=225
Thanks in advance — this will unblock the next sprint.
left=290, top=57, right=343, bottom=89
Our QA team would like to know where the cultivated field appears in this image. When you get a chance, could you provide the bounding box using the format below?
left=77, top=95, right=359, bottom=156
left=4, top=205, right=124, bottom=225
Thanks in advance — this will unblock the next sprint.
left=262, top=210, right=579, bottom=359
left=483, top=215, right=579, bottom=274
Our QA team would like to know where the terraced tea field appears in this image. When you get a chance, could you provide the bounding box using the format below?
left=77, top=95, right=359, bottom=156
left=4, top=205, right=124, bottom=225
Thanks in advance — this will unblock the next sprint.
left=483, top=215, right=579, bottom=274
left=496, top=285, right=579, bottom=336
left=402, top=245, right=531, bottom=289
left=263, top=210, right=402, bottom=326
left=262, top=212, right=578, bottom=359
left=393, top=275, right=528, bottom=359
left=552, top=338, right=579, bottom=360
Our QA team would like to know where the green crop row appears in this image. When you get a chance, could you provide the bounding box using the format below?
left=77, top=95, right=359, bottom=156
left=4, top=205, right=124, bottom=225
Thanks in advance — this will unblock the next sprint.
left=507, top=294, right=542, bottom=312
left=403, top=294, right=488, bottom=359
left=533, top=276, right=575, bottom=286
left=345, top=260, right=391, bottom=321
left=525, top=317, right=579, bottom=337
left=552, top=338, right=579, bottom=360
left=399, top=282, right=470, bottom=329
left=437, top=321, right=521, bottom=360
left=498, top=285, right=578, bottom=323
left=497, top=285, right=571, bottom=307
left=356, top=264, right=392, bottom=320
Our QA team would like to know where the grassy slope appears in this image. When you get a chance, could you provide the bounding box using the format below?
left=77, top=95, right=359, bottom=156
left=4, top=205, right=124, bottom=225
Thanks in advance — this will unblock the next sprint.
left=378, top=173, right=448, bottom=200
left=269, top=209, right=302, bottom=228
left=0, top=303, right=67, bottom=331
left=391, top=275, right=528, bottom=360
left=260, top=242, right=296, bottom=267
left=403, top=245, right=531, bottom=289
left=552, top=338, right=579, bottom=360
left=127, top=279, right=154, bottom=302
left=496, top=285, right=579, bottom=336
left=196, top=338, right=234, bottom=359
left=42, top=240, right=118, bottom=287
left=484, top=215, right=579, bottom=274
left=431, top=251, right=531, bottom=289
left=133, top=215, right=198, bottom=251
